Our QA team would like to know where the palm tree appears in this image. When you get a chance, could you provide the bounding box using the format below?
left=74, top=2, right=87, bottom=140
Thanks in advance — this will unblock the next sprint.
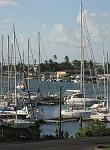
left=64, top=56, right=69, bottom=63
left=44, top=60, right=48, bottom=65
left=53, top=55, right=57, bottom=62
left=49, top=59, right=54, bottom=64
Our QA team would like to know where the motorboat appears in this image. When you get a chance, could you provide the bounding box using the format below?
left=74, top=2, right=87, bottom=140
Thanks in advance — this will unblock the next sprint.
left=61, top=107, right=91, bottom=119
left=64, top=89, right=99, bottom=108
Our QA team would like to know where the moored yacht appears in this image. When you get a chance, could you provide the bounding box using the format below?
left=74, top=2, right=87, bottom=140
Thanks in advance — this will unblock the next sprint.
left=64, top=89, right=99, bottom=108
left=61, top=107, right=91, bottom=118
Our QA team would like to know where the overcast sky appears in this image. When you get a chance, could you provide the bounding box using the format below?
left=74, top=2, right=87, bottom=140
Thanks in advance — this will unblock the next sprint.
left=0, top=0, right=110, bottom=64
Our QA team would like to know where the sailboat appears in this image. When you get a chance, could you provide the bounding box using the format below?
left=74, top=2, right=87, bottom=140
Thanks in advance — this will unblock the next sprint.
left=8, top=25, right=38, bottom=127
left=62, top=2, right=103, bottom=119
left=90, top=52, right=110, bottom=122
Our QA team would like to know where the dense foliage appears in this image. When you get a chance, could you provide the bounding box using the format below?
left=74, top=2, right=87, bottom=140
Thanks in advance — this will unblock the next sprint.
left=1, top=58, right=109, bottom=74
left=76, top=121, right=110, bottom=137
left=0, top=121, right=41, bottom=143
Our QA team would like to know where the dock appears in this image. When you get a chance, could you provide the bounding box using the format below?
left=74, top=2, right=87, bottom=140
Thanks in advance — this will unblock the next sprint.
left=44, top=117, right=91, bottom=123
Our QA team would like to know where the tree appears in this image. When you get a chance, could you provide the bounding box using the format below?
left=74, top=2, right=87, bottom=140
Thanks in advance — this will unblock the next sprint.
left=48, top=59, right=54, bottom=64
left=53, top=55, right=57, bottom=62
left=44, top=60, right=48, bottom=65
left=64, top=56, right=69, bottom=63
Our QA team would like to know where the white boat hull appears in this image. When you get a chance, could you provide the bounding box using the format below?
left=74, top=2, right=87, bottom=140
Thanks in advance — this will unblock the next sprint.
left=61, top=109, right=91, bottom=118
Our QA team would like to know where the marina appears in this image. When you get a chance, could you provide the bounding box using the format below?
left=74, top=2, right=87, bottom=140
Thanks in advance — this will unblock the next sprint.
left=1, top=79, right=110, bottom=136
left=0, top=1, right=110, bottom=143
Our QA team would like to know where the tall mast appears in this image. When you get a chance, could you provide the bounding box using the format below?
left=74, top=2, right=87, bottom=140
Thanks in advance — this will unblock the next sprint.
left=13, top=24, right=17, bottom=121
left=38, top=32, right=41, bottom=81
left=80, top=1, right=83, bottom=94
left=28, top=38, right=30, bottom=91
left=23, top=51, right=24, bottom=72
left=1, top=35, right=3, bottom=99
left=102, top=44, right=106, bottom=100
left=80, top=2, right=85, bottom=110
left=7, top=36, right=10, bottom=98
left=23, top=50, right=25, bottom=80
left=106, top=52, right=109, bottom=111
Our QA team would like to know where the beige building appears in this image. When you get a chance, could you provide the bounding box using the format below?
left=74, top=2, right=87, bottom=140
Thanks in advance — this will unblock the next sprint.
left=56, top=71, right=67, bottom=78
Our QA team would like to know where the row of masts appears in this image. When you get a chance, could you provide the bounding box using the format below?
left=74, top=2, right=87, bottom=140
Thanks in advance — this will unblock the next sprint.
left=0, top=25, right=42, bottom=122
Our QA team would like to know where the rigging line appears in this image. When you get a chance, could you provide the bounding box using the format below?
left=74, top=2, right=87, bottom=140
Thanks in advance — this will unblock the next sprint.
left=83, top=32, right=97, bottom=98
left=81, top=5, right=102, bottom=97
left=39, top=38, right=52, bottom=94
left=82, top=10, right=94, bottom=63
left=81, top=4, right=94, bottom=61
left=15, top=35, right=22, bottom=63
left=83, top=27, right=102, bottom=97
left=40, top=37, right=60, bottom=93
left=14, top=28, right=23, bottom=82
left=29, top=41, right=35, bottom=66
left=83, top=15, right=94, bottom=61
left=82, top=9, right=100, bottom=88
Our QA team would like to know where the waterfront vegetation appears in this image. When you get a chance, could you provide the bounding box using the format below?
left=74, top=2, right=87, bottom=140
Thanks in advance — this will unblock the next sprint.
left=76, top=121, right=110, bottom=138
left=1, top=121, right=110, bottom=142
left=1, top=58, right=110, bottom=74
left=0, top=121, right=41, bottom=143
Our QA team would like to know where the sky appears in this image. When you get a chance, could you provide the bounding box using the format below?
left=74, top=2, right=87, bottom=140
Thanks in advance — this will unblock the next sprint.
left=0, top=0, right=110, bottom=64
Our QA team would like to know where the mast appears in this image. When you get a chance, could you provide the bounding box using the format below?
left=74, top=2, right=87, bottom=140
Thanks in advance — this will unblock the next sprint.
left=1, top=36, right=3, bottom=100
left=28, top=38, right=30, bottom=91
left=80, top=2, right=85, bottom=110
left=80, top=1, right=83, bottom=94
left=22, top=50, right=25, bottom=81
left=7, top=36, right=10, bottom=98
left=23, top=51, right=24, bottom=73
left=102, top=44, right=106, bottom=100
left=10, top=44, right=13, bottom=91
left=38, top=32, right=41, bottom=81
left=106, top=52, right=109, bottom=111
left=13, top=24, right=17, bottom=121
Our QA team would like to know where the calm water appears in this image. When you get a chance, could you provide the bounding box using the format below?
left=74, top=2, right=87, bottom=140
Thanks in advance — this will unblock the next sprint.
left=39, top=105, right=88, bottom=137
left=1, top=78, right=110, bottom=137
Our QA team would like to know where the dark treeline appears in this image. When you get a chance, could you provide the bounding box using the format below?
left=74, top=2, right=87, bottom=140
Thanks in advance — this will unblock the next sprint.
left=0, top=56, right=110, bottom=74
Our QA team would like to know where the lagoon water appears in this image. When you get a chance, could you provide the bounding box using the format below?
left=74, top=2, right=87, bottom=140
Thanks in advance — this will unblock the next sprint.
left=39, top=105, right=88, bottom=137
left=1, top=79, right=110, bottom=137
left=32, top=80, right=110, bottom=137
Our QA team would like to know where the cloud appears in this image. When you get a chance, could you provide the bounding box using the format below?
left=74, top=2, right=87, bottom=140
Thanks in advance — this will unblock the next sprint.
left=77, top=10, right=101, bottom=38
left=41, top=24, right=47, bottom=30
left=3, top=19, right=12, bottom=24
left=40, top=24, right=79, bottom=62
left=76, top=9, right=110, bottom=62
left=0, top=0, right=17, bottom=6
left=41, top=11, right=110, bottom=63
left=77, top=9, right=110, bottom=41
left=4, top=11, right=109, bottom=64
left=101, top=12, right=110, bottom=16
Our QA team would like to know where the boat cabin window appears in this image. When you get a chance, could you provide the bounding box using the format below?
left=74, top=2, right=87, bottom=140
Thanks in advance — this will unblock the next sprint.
left=72, top=94, right=84, bottom=98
